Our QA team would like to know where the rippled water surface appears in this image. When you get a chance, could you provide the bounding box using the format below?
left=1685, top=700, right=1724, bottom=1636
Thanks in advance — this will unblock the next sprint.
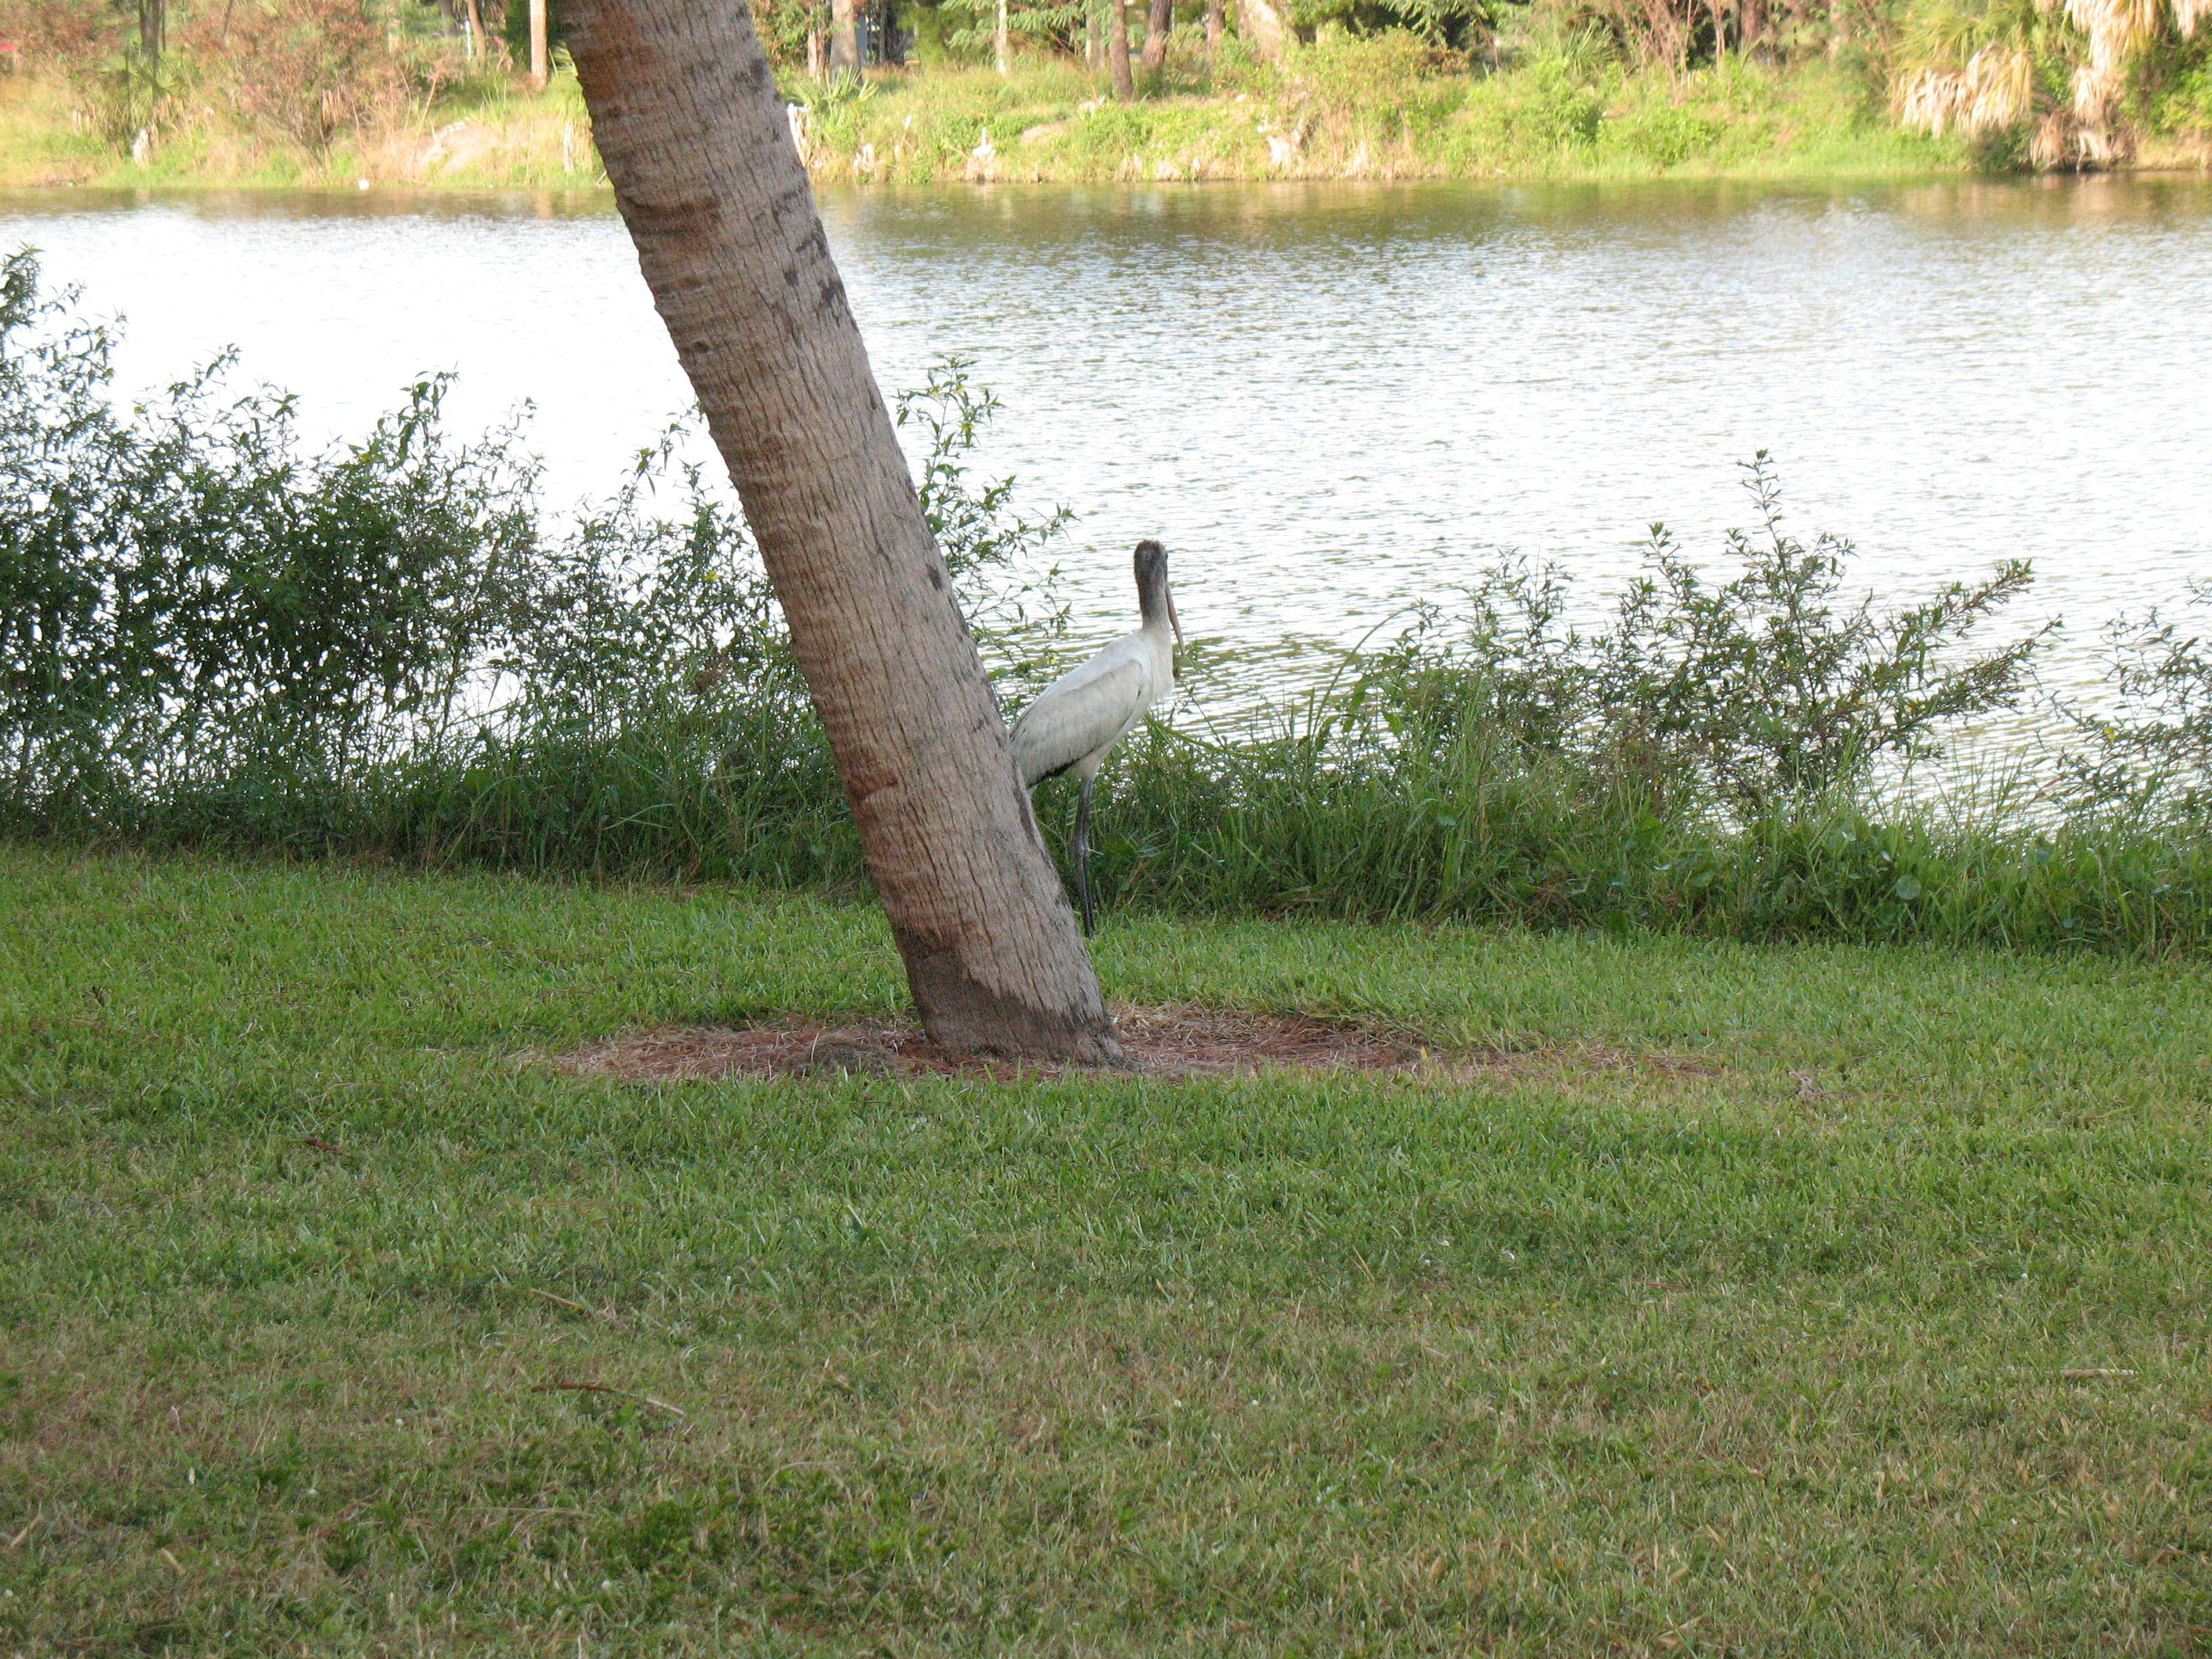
left=7, top=178, right=2209, bottom=695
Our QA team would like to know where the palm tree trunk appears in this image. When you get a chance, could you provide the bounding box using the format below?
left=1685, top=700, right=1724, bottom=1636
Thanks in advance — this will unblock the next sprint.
left=1108, top=0, right=1135, bottom=97
left=1141, top=0, right=1172, bottom=75
left=830, top=0, right=861, bottom=73
left=562, top=0, right=1124, bottom=1065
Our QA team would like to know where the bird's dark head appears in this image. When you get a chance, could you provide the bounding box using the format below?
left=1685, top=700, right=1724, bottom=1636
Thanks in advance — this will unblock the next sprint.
left=1132, top=539, right=1183, bottom=645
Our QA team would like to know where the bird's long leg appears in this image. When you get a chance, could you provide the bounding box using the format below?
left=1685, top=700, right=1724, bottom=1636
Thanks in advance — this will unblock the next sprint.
left=1073, top=775, right=1096, bottom=937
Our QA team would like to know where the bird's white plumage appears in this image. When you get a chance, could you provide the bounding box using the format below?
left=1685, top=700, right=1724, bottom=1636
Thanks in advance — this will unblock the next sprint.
left=1010, top=623, right=1175, bottom=789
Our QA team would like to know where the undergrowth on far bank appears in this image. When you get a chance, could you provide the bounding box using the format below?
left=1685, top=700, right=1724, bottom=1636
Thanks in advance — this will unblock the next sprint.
left=0, top=49, right=1969, bottom=190
left=789, top=47, right=1965, bottom=185
left=4, top=249, right=2210, bottom=954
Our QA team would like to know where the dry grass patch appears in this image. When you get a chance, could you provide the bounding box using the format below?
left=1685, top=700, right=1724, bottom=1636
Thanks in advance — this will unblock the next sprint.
left=542, top=1004, right=1722, bottom=1086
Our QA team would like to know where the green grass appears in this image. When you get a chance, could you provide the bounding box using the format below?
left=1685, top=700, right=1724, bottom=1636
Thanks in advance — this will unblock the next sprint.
left=0, top=68, right=602, bottom=191
left=3, top=844, right=2210, bottom=1652
left=0, top=47, right=1971, bottom=190
left=804, top=49, right=1968, bottom=184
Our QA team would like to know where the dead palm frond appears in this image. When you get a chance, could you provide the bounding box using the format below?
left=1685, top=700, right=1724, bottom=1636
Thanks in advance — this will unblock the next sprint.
left=1896, top=41, right=2037, bottom=133
left=1897, top=0, right=2203, bottom=165
left=2028, top=102, right=2095, bottom=161
left=2039, top=0, right=2163, bottom=159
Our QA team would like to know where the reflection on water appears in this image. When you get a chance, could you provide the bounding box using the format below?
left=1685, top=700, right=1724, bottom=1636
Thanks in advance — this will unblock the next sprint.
left=6, top=176, right=2209, bottom=703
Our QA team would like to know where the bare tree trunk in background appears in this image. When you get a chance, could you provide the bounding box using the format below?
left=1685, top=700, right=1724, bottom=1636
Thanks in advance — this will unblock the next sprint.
left=1235, top=0, right=1289, bottom=60
left=529, top=0, right=549, bottom=87
left=1107, top=0, right=1134, bottom=96
left=996, top=0, right=1010, bottom=73
left=562, top=0, right=1125, bottom=1065
left=463, top=0, right=489, bottom=62
left=1141, top=0, right=1172, bottom=75
left=138, top=0, right=166, bottom=70
left=830, top=0, right=861, bottom=73
left=1206, top=0, right=1224, bottom=52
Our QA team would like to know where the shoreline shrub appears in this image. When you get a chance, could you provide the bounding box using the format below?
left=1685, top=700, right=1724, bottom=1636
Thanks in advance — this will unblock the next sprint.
left=3, top=249, right=2207, bottom=953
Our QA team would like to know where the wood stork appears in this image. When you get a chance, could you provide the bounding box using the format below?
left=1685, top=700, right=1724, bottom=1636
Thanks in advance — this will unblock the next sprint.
left=1010, top=539, right=1183, bottom=935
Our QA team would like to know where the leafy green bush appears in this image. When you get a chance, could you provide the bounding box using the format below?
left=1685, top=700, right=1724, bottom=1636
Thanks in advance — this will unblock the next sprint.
left=0, top=251, right=1057, bottom=876
left=2156, top=56, right=2212, bottom=137
left=1059, top=468, right=2096, bottom=944
left=1603, top=100, right=1726, bottom=163
left=2059, top=583, right=2212, bottom=823
left=1452, top=60, right=1604, bottom=161
left=0, top=252, right=537, bottom=825
left=3, top=250, right=2209, bottom=951
left=1365, top=455, right=2042, bottom=819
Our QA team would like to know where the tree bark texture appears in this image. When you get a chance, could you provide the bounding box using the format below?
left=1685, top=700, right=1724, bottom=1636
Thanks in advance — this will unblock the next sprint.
left=563, top=0, right=1125, bottom=1065
left=829, top=0, right=861, bottom=73
left=1141, top=0, right=1172, bottom=75
left=138, top=0, right=165, bottom=68
left=1205, top=0, right=1224, bottom=51
left=1107, top=0, right=1134, bottom=97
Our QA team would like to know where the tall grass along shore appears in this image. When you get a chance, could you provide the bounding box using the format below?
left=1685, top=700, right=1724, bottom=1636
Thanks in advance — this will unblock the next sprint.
left=5, top=0, right=2211, bottom=190
left=5, top=250, right=2210, bottom=957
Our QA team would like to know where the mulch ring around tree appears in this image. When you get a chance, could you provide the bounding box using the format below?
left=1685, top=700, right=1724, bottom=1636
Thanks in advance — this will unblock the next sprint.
left=540, top=1005, right=1721, bottom=1086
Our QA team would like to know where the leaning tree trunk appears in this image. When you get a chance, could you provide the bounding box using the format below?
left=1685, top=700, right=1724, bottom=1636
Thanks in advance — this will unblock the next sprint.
left=1107, top=0, right=1135, bottom=97
left=829, top=0, right=861, bottom=73
left=564, top=0, right=1124, bottom=1065
left=1141, top=0, right=1172, bottom=75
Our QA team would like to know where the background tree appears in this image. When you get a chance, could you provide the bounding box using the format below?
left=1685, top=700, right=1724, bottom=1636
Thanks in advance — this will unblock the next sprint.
left=1141, top=0, right=1171, bottom=72
left=1107, top=0, right=1134, bottom=94
left=137, top=0, right=166, bottom=71
left=830, top=0, right=861, bottom=69
left=562, top=0, right=1126, bottom=1064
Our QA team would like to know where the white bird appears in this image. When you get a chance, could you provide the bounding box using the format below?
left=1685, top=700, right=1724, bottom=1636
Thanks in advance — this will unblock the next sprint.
left=1011, top=539, right=1183, bottom=935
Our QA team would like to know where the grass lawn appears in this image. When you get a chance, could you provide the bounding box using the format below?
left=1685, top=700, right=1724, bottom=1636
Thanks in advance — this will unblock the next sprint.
left=1, top=844, right=2208, bottom=1654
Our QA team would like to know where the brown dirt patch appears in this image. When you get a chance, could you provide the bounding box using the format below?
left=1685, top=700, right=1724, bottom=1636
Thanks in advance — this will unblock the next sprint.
left=543, top=1006, right=1718, bottom=1086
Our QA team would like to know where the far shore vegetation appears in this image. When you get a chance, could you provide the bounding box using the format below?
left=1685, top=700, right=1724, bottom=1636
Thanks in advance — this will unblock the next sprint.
left=3, top=0, right=2210, bottom=190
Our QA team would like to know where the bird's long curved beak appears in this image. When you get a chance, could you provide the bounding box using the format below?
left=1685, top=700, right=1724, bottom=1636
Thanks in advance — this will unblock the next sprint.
left=1167, top=590, right=1185, bottom=649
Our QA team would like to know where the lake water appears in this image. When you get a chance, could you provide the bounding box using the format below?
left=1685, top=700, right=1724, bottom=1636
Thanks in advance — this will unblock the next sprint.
left=6, top=177, right=2209, bottom=704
